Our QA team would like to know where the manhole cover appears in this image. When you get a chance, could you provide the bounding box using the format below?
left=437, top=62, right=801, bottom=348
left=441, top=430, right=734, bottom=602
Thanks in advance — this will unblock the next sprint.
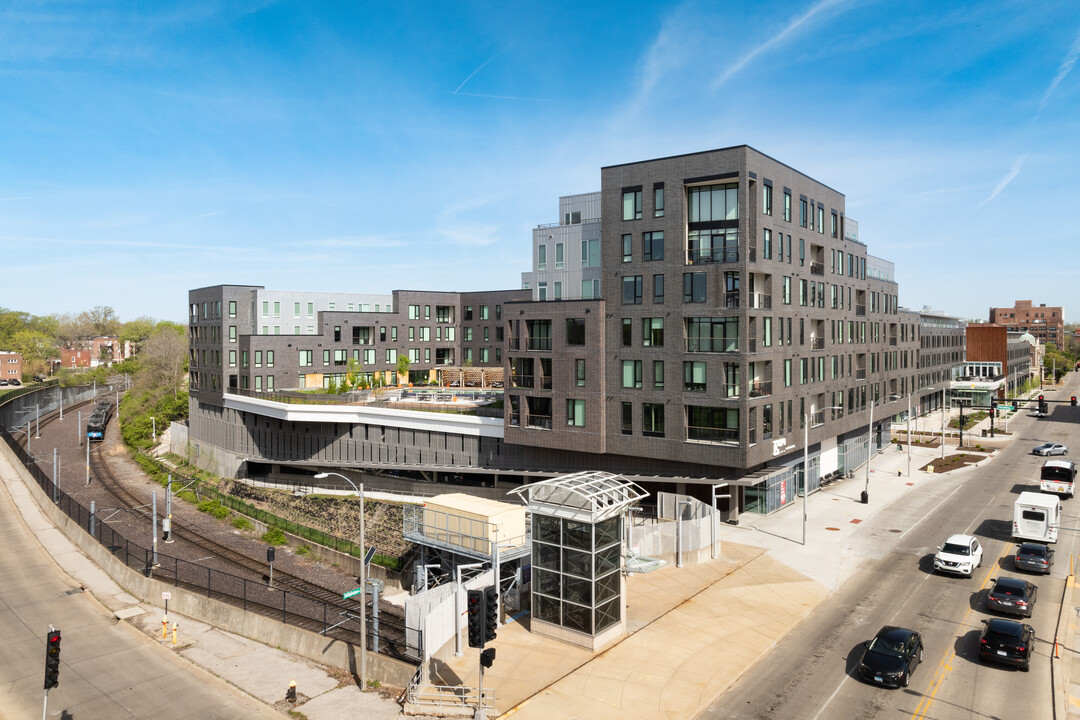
left=825, top=527, right=841, bottom=532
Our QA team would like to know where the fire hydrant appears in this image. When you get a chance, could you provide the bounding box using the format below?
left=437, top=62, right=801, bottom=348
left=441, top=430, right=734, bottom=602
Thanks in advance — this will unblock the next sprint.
left=172, top=622, right=178, bottom=645
left=162, top=614, right=168, bottom=641
left=286, top=680, right=297, bottom=704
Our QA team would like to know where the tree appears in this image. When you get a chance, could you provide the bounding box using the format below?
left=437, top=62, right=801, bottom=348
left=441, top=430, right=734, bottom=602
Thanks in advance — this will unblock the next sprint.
left=396, top=354, right=411, bottom=385
left=78, top=306, right=120, bottom=338
left=345, top=357, right=362, bottom=390
left=120, top=317, right=157, bottom=347
left=138, top=325, right=187, bottom=400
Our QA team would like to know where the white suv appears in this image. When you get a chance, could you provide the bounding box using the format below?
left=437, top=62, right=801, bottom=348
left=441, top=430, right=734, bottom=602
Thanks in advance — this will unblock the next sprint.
left=934, top=534, right=982, bottom=577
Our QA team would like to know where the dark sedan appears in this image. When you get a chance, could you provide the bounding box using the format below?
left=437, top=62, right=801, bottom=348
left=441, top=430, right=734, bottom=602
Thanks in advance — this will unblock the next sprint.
left=978, top=618, right=1034, bottom=670
left=987, top=577, right=1038, bottom=618
left=1015, top=543, right=1054, bottom=575
left=857, top=626, right=923, bottom=688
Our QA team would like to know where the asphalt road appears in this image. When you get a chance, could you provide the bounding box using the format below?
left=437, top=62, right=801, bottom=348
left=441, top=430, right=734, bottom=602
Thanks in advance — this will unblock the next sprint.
left=702, top=381, right=1080, bottom=720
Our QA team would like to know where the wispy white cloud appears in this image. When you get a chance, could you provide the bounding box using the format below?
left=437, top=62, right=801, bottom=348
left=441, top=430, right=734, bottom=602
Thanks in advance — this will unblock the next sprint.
left=1037, top=28, right=1080, bottom=115
left=980, top=154, right=1028, bottom=205
left=712, top=0, right=850, bottom=90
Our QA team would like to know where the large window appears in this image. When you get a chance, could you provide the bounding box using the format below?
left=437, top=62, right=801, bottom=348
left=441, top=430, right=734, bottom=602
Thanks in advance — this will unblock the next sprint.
left=298, top=350, right=313, bottom=367
left=622, top=360, right=642, bottom=388
left=527, top=320, right=552, bottom=350
left=653, top=274, right=664, bottom=304
left=566, top=318, right=586, bottom=346
left=581, top=238, right=601, bottom=267
left=623, top=189, right=643, bottom=220
left=686, top=406, right=739, bottom=444
left=687, top=228, right=738, bottom=264
left=622, top=276, right=643, bottom=304
left=683, top=272, right=706, bottom=303
left=688, top=182, right=738, bottom=222
left=686, top=317, right=739, bottom=352
left=643, top=318, right=664, bottom=347
left=643, top=403, right=665, bottom=437
left=567, top=399, right=585, bottom=427
left=643, top=231, right=664, bottom=261
left=684, top=361, right=706, bottom=391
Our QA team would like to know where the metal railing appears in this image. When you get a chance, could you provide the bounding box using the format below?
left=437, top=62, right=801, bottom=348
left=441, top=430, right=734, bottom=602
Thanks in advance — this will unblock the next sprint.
left=724, top=291, right=740, bottom=309
left=686, top=248, right=738, bottom=264
left=810, top=261, right=825, bottom=275
left=810, top=337, right=825, bottom=351
left=856, top=305, right=866, bottom=317
left=686, top=426, right=739, bottom=444
left=748, top=293, right=772, bottom=309
left=749, top=381, right=772, bottom=398
left=686, top=338, right=739, bottom=353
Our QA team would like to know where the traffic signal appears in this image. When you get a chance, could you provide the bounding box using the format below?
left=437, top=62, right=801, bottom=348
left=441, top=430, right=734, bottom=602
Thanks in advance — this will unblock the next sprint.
left=44, top=630, right=61, bottom=690
left=1039, top=395, right=1045, bottom=402
left=1072, top=396, right=1077, bottom=406
left=483, top=586, right=499, bottom=643
left=480, top=647, right=496, bottom=669
left=467, top=589, right=486, bottom=648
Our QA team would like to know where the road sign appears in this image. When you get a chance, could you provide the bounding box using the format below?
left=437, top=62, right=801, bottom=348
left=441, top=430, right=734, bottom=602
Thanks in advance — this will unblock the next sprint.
left=161, top=592, right=171, bottom=601
left=343, top=587, right=364, bottom=600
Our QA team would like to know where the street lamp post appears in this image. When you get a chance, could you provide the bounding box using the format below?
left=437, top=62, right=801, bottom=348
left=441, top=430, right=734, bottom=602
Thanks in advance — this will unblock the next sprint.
left=864, top=395, right=900, bottom=503
left=804, top=407, right=842, bottom=544
left=314, top=471, right=366, bottom=690
left=909, top=389, right=935, bottom=477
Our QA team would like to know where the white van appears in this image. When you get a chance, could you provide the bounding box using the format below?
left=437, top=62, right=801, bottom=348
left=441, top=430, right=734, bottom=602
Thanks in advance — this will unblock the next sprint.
left=1013, top=491, right=1061, bottom=543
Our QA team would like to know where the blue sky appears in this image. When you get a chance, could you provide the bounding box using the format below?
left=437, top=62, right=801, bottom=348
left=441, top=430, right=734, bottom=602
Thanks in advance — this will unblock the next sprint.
left=1, top=0, right=1078, bottom=324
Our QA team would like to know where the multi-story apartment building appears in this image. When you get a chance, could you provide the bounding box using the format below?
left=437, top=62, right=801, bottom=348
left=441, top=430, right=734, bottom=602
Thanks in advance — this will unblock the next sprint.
left=960, top=324, right=1032, bottom=402
left=521, top=192, right=603, bottom=301
left=185, top=146, right=931, bottom=516
left=918, top=311, right=966, bottom=411
left=989, top=300, right=1064, bottom=347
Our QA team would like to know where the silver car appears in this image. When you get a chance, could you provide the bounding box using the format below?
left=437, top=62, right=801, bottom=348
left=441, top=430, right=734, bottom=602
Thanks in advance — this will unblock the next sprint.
left=1032, top=443, right=1068, bottom=456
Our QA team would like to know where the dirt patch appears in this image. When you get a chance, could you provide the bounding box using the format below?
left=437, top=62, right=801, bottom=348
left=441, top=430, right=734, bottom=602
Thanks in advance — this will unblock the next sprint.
left=920, top=453, right=986, bottom=473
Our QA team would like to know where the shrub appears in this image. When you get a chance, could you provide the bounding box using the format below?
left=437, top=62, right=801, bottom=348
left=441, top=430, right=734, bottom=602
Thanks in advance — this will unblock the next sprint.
left=177, top=490, right=198, bottom=504
left=262, top=527, right=287, bottom=546
left=231, top=516, right=252, bottom=530
left=295, top=544, right=312, bottom=557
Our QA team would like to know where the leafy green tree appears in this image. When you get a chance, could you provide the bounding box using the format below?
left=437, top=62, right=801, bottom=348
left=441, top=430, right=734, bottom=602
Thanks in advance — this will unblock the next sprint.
left=396, top=354, right=411, bottom=385
left=78, top=306, right=120, bottom=338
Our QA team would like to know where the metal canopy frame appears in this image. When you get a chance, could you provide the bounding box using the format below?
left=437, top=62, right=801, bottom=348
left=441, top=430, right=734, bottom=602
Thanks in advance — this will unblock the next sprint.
left=508, top=471, right=648, bottom=523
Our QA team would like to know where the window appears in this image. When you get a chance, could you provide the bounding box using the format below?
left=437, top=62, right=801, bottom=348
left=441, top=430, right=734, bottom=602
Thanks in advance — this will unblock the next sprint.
left=799, top=238, right=805, bottom=266
left=582, top=279, right=600, bottom=299
left=262, top=301, right=269, bottom=316
left=622, top=360, right=643, bottom=388
left=538, top=282, right=547, bottom=300
left=783, top=191, right=791, bottom=222
left=782, top=277, right=791, bottom=305
left=623, top=189, right=642, bottom=220
left=298, top=350, right=313, bottom=367
left=683, top=272, right=706, bottom=303
left=323, top=349, right=330, bottom=365
left=307, top=302, right=314, bottom=317
left=643, top=403, right=665, bottom=437
left=686, top=406, right=738, bottom=443
left=567, top=399, right=585, bottom=427
left=763, top=183, right=773, bottom=216
left=409, top=305, right=420, bottom=319
left=538, top=244, right=547, bottom=270
left=686, top=317, right=738, bottom=352
left=784, top=359, right=792, bottom=386
left=266, top=351, right=274, bottom=367
left=480, top=305, right=489, bottom=320
left=723, top=363, right=740, bottom=398
left=623, top=275, right=643, bottom=304
left=555, top=243, right=564, bottom=269
left=643, top=318, right=664, bottom=347
left=763, top=228, right=772, bottom=259
left=242, top=350, right=248, bottom=367
left=554, top=282, right=562, bottom=300
left=799, top=199, right=808, bottom=228
left=643, top=231, right=664, bottom=261
left=334, top=349, right=347, bottom=366
left=581, top=238, right=600, bottom=267
left=229, top=350, right=236, bottom=367
left=464, top=327, right=473, bottom=342
left=763, top=404, right=773, bottom=439
left=799, top=279, right=808, bottom=306
left=575, top=359, right=586, bottom=386
left=818, top=206, right=825, bottom=234
left=654, top=184, right=664, bottom=217
left=229, top=301, right=236, bottom=318
left=566, top=318, right=586, bottom=346
left=229, top=326, right=236, bottom=342
left=653, top=360, right=664, bottom=389
left=688, top=182, right=738, bottom=221
left=653, top=274, right=664, bottom=303
left=622, top=402, right=633, bottom=435
left=763, top=317, right=773, bottom=347
left=622, top=234, right=632, bottom=262
left=684, top=361, right=706, bottom=391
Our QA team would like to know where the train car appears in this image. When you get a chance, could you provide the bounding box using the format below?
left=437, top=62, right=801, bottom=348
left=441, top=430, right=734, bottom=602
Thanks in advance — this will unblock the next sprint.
left=86, top=400, right=114, bottom=442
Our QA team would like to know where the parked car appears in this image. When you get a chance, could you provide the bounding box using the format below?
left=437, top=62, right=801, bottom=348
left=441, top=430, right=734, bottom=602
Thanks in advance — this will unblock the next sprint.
left=978, top=618, right=1034, bottom=671
left=33, top=375, right=47, bottom=382
left=8, top=378, right=20, bottom=386
left=1014, top=543, right=1054, bottom=574
left=0, top=379, right=8, bottom=386
left=933, top=534, right=983, bottom=577
left=857, top=626, right=924, bottom=688
left=1032, top=443, right=1068, bottom=456
left=987, top=577, right=1038, bottom=617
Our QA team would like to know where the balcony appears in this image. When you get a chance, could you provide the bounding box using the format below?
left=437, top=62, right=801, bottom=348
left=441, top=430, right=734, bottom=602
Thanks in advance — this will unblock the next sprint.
left=889, top=337, right=897, bottom=346
left=527, top=338, right=552, bottom=351
left=748, top=293, right=772, bottom=309
left=687, top=426, right=739, bottom=444
left=749, top=381, right=772, bottom=398
left=856, top=305, right=866, bottom=317
left=508, top=338, right=520, bottom=350
left=856, top=368, right=867, bottom=380
left=527, top=415, right=552, bottom=429
left=724, top=291, right=740, bottom=309
left=810, top=337, right=825, bottom=351
left=686, top=338, right=740, bottom=353
left=687, top=248, right=738, bottom=265
left=810, top=410, right=825, bottom=427
left=810, top=261, right=824, bottom=276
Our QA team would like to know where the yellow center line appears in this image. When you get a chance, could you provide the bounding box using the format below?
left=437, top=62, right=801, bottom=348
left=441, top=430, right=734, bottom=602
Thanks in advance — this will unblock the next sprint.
left=910, top=544, right=1012, bottom=719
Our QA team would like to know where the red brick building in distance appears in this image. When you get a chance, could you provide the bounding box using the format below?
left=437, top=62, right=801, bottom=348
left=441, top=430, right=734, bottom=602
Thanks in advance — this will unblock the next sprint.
left=989, top=300, right=1064, bottom=347
left=0, top=351, right=23, bottom=381
left=60, top=349, right=93, bottom=369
